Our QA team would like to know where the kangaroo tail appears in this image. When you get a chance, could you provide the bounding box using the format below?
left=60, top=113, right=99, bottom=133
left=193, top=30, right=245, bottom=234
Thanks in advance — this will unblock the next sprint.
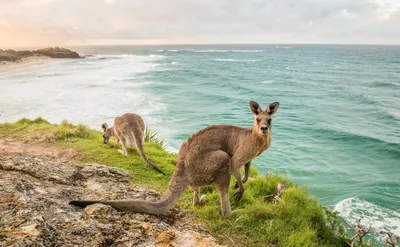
left=135, top=136, right=165, bottom=176
left=69, top=162, right=187, bottom=215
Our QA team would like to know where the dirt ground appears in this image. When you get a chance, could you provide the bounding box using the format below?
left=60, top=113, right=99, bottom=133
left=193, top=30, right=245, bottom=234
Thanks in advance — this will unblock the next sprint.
left=0, top=138, right=82, bottom=160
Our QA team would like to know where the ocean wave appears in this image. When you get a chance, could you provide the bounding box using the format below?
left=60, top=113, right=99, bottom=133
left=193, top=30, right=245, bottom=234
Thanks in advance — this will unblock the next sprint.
left=37, top=72, right=65, bottom=77
left=155, top=49, right=197, bottom=53
left=194, top=49, right=263, bottom=53
left=93, top=54, right=166, bottom=61
left=334, top=197, right=400, bottom=239
left=154, top=49, right=263, bottom=53
left=370, top=81, right=400, bottom=89
left=384, top=108, right=400, bottom=120
left=311, top=128, right=400, bottom=155
left=95, top=54, right=136, bottom=60
left=211, top=58, right=261, bottom=62
left=149, top=54, right=166, bottom=59
left=276, top=46, right=293, bottom=49
left=194, top=49, right=230, bottom=53
left=261, top=80, right=273, bottom=84
left=231, top=49, right=263, bottom=52
left=155, top=49, right=180, bottom=52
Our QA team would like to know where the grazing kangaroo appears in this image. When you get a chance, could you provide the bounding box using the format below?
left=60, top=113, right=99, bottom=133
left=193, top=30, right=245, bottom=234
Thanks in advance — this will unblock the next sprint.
left=101, top=113, right=165, bottom=175
left=70, top=101, right=279, bottom=217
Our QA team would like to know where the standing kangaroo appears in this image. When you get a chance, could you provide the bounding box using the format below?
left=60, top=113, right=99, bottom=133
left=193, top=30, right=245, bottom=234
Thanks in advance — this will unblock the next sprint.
left=101, top=113, right=165, bottom=175
left=70, top=101, right=279, bottom=217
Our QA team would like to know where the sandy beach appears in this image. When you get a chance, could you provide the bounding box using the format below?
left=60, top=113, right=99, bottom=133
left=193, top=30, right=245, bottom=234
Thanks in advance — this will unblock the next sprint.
left=0, top=56, right=54, bottom=74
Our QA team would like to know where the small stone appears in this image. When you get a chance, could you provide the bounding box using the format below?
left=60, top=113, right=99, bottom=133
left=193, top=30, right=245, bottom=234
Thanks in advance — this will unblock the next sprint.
left=19, top=223, right=40, bottom=236
left=156, top=230, right=175, bottom=246
left=83, top=203, right=112, bottom=220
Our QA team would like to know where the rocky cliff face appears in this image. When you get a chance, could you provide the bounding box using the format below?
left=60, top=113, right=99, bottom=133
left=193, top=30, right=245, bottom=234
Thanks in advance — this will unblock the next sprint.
left=0, top=47, right=82, bottom=62
left=0, top=154, right=223, bottom=247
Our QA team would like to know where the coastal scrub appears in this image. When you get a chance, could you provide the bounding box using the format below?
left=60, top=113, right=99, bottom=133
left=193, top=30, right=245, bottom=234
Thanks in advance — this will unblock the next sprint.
left=0, top=118, right=353, bottom=246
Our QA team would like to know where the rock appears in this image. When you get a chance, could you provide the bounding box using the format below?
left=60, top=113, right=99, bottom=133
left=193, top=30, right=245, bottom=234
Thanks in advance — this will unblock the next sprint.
left=156, top=230, right=175, bottom=246
left=83, top=204, right=112, bottom=220
left=0, top=154, right=224, bottom=246
left=19, top=223, right=41, bottom=237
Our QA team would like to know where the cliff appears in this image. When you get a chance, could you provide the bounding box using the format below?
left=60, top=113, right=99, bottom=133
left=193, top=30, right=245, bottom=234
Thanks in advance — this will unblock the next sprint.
left=0, top=118, right=363, bottom=246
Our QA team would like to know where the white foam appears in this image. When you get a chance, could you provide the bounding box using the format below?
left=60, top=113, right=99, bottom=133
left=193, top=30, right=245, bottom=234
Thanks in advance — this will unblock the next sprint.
left=261, top=80, right=273, bottom=84
left=194, top=49, right=263, bottom=53
left=0, top=53, right=167, bottom=130
left=231, top=49, right=263, bottom=52
left=334, top=197, right=400, bottom=238
left=95, top=54, right=136, bottom=59
left=211, top=58, right=261, bottom=62
left=385, top=108, right=400, bottom=120
left=149, top=54, right=166, bottom=59
left=194, top=49, right=230, bottom=53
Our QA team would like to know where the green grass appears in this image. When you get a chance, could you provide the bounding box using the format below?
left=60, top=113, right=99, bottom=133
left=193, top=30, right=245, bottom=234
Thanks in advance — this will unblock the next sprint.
left=0, top=117, right=176, bottom=188
left=0, top=118, right=352, bottom=246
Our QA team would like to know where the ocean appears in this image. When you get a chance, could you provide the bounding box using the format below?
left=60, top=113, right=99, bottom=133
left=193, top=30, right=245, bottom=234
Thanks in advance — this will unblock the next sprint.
left=1, top=44, right=399, bottom=242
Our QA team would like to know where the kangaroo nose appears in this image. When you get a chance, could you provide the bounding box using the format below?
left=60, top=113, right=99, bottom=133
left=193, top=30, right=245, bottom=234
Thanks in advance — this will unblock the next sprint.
left=261, top=126, right=268, bottom=132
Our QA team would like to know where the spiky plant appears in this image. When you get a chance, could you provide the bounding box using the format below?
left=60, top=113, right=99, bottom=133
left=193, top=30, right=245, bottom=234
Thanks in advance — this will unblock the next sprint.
left=144, top=126, right=166, bottom=149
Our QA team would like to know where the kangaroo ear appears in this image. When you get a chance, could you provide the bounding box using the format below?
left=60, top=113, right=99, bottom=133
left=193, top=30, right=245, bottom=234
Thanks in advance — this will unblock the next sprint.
left=266, top=102, right=279, bottom=115
left=249, top=101, right=262, bottom=115
left=101, top=123, right=108, bottom=131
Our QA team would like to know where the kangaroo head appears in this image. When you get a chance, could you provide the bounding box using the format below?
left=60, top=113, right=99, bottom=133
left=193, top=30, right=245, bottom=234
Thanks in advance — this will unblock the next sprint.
left=249, top=101, right=279, bottom=136
left=101, top=123, right=112, bottom=144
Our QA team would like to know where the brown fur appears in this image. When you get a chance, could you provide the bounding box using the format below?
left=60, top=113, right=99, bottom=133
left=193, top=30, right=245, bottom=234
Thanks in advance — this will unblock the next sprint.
left=70, top=101, right=279, bottom=217
left=102, top=113, right=165, bottom=175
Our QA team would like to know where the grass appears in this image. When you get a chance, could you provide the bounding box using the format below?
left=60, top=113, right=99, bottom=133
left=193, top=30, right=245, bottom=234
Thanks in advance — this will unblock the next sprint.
left=0, top=118, right=353, bottom=246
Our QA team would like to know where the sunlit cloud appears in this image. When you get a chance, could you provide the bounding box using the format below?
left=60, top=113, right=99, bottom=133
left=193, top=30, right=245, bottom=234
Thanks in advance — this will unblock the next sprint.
left=0, top=0, right=399, bottom=47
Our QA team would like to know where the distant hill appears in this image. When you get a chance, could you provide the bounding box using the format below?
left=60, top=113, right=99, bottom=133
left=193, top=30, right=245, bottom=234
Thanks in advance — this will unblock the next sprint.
left=0, top=47, right=82, bottom=62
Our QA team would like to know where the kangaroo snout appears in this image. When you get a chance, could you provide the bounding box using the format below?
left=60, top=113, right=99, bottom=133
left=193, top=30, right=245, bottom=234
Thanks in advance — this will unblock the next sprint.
left=261, top=125, right=268, bottom=133
left=103, top=134, right=110, bottom=144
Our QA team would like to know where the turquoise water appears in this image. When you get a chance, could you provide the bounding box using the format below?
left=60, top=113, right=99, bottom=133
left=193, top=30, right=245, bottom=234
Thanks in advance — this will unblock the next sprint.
left=0, top=45, right=399, bottom=241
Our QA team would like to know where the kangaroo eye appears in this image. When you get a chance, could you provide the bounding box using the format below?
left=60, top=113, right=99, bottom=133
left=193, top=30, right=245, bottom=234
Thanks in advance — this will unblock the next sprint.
left=256, top=118, right=261, bottom=122
left=102, top=135, right=105, bottom=138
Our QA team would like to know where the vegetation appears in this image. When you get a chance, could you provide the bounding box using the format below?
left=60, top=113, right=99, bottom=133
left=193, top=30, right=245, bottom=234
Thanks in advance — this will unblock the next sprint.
left=0, top=47, right=81, bottom=62
left=0, top=118, right=385, bottom=247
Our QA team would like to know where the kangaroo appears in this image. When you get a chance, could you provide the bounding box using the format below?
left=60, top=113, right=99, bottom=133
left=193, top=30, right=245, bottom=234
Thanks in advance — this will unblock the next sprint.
left=101, top=113, right=165, bottom=175
left=70, top=101, right=279, bottom=217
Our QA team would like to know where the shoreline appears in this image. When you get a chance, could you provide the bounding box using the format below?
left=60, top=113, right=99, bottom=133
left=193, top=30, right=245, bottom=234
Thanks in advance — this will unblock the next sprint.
left=0, top=56, right=56, bottom=74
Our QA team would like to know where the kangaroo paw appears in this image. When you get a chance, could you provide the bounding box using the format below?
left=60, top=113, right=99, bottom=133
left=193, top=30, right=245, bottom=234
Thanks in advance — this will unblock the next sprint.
left=233, top=181, right=239, bottom=189
left=118, top=149, right=127, bottom=156
left=234, top=190, right=244, bottom=201
left=194, top=194, right=207, bottom=206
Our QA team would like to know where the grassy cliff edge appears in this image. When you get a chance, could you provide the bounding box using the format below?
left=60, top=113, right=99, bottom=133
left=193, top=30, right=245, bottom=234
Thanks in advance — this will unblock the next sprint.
left=0, top=118, right=357, bottom=247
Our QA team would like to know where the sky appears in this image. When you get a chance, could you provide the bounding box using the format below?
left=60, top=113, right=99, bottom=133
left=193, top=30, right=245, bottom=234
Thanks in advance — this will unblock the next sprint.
left=0, top=0, right=399, bottom=47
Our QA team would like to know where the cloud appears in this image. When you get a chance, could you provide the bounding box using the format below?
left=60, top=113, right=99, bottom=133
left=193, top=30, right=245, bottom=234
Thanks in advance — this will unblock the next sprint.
left=0, top=0, right=399, bottom=46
